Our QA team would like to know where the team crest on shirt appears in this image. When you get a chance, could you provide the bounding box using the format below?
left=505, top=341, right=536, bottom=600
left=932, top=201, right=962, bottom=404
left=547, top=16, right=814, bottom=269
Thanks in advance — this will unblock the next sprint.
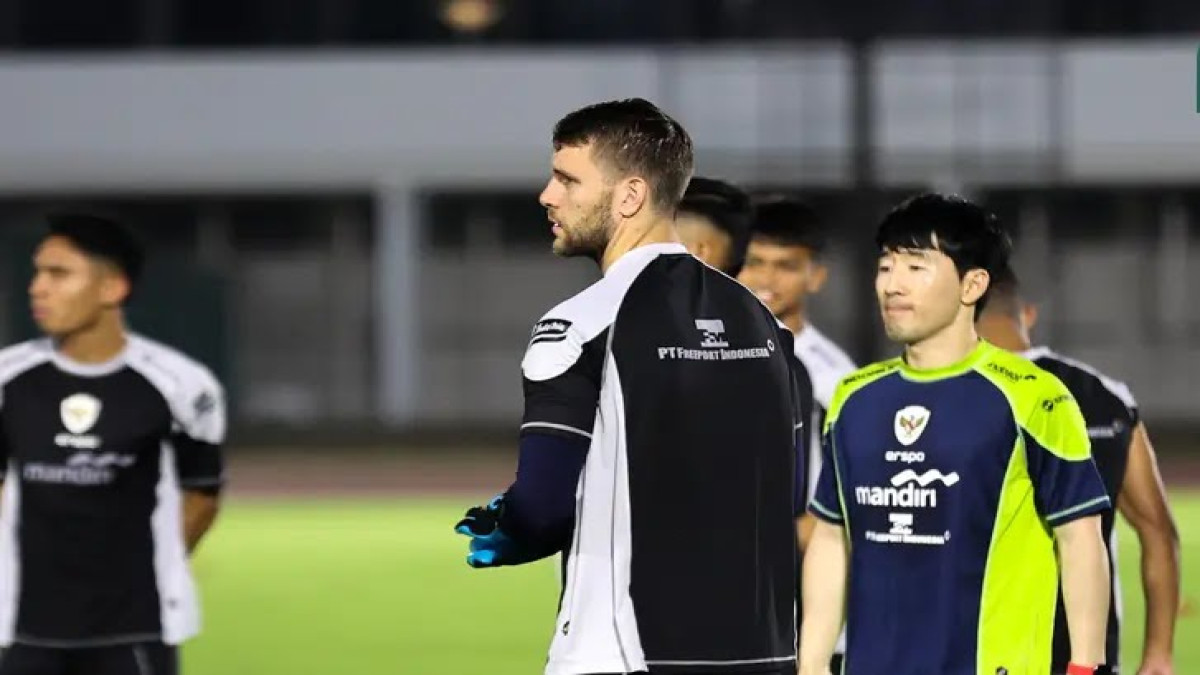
left=32, top=392, right=137, bottom=484
left=893, top=405, right=930, bottom=446
left=60, top=393, right=102, bottom=435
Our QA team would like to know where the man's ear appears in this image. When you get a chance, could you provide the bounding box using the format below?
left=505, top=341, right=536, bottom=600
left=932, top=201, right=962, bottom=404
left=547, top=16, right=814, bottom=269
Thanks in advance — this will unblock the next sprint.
left=616, top=177, right=649, bottom=219
left=962, top=268, right=989, bottom=306
left=806, top=261, right=829, bottom=294
left=99, top=267, right=131, bottom=307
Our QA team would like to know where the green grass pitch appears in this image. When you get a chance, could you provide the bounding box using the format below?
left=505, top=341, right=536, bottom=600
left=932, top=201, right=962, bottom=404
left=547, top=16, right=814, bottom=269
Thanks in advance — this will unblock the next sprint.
left=182, top=494, right=1200, bottom=674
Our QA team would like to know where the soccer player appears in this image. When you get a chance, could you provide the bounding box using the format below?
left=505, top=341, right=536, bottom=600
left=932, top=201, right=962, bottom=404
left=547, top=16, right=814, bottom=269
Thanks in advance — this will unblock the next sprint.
left=738, top=197, right=856, bottom=508
left=0, top=215, right=225, bottom=675
left=799, top=194, right=1113, bottom=675
left=674, top=176, right=752, bottom=276
left=454, top=98, right=806, bottom=675
left=977, top=267, right=1180, bottom=675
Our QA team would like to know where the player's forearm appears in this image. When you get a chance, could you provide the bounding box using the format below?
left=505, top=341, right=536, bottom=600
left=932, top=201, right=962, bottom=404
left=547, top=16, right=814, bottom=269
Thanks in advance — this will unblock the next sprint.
left=499, top=431, right=586, bottom=552
left=1119, top=422, right=1182, bottom=662
left=182, top=492, right=219, bottom=553
left=1056, top=515, right=1111, bottom=666
left=797, top=520, right=847, bottom=673
left=1138, top=521, right=1181, bottom=659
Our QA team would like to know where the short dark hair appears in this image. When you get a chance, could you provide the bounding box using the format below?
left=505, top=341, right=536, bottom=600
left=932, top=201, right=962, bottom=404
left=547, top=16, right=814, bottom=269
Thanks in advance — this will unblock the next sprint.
left=678, top=177, right=752, bottom=276
left=552, top=98, right=694, bottom=214
left=44, top=213, right=144, bottom=292
left=875, top=192, right=1012, bottom=316
left=749, top=196, right=827, bottom=256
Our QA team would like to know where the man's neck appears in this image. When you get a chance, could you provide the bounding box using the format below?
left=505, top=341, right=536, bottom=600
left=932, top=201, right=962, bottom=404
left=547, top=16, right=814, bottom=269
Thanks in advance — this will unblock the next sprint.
left=600, top=216, right=679, bottom=274
left=975, top=315, right=1032, bottom=353
left=55, top=317, right=127, bottom=364
left=989, top=332, right=1031, bottom=353
left=904, top=319, right=981, bottom=371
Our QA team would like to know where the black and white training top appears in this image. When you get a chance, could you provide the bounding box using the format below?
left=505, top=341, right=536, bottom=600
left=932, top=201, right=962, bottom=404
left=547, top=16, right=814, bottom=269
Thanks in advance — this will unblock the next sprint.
left=521, top=243, right=804, bottom=675
left=0, top=334, right=225, bottom=647
left=1023, top=346, right=1139, bottom=672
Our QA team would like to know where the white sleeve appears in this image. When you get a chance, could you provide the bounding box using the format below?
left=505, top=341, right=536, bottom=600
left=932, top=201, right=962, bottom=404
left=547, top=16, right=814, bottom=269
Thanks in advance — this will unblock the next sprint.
left=174, top=367, right=227, bottom=446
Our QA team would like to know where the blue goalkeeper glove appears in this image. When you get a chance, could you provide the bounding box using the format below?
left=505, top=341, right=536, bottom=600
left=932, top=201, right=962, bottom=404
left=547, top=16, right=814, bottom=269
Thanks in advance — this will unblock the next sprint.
left=454, top=495, right=539, bottom=568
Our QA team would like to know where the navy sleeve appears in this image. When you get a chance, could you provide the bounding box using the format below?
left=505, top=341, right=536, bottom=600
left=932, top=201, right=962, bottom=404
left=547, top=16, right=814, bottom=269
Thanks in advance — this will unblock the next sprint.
left=1024, top=380, right=1110, bottom=528
left=498, top=315, right=604, bottom=556
left=809, top=422, right=844, bottom=525
left=500, top=431, right=588, bottom=555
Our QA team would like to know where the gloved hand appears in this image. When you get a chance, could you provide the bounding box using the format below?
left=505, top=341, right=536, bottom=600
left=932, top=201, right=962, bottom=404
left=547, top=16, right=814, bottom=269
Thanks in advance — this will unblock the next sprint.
left=454, top=494, right=537, bottom=568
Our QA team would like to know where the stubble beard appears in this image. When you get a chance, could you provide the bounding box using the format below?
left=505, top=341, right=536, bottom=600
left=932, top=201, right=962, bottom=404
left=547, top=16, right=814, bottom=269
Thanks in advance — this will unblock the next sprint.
left=552, top=198, right=613, bottom=263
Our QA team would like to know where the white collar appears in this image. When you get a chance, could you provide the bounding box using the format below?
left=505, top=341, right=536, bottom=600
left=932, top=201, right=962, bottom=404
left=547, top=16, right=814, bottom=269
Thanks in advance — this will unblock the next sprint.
left=603, top=242, right=689, bottom=277
left=50, top=338, right=131, bottom=378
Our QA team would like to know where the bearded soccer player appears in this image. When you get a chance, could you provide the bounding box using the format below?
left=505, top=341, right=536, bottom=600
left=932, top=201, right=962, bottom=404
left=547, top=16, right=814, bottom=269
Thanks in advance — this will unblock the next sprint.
left=978, top=267, right=1180, bottom=675
left=0, top=214, right=224, bottom=675
left=454, top=98, right=807, bottom=675
left=799, top=194, right=1112, bottom=675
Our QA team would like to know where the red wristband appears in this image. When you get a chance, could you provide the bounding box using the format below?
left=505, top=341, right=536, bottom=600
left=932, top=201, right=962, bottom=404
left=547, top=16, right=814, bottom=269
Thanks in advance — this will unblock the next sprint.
left=1066, top=664, right=1096, bottom=675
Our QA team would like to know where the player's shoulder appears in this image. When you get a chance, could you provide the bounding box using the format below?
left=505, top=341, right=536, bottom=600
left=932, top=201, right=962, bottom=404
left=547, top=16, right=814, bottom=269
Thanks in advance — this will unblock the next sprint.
left=973, top=343, right=1076, bottom=418
left=126, top=334, right=223, bottom=398
left=128, top=335, right=226, bottom=439
left=1023, top=346, right=1137, bottom=412
left=828, top=357, right=903, bottom=416
left=522, top=276, right=622, bottom=382
left=975, top=344, right=1052, bottom=387
left=0, top=338, right=53, bottom=387
left=530, top=277, right=618, bottom=345
left=796, top=324, right=857, bottom=375
left=523, top=244, right=701, bottom=382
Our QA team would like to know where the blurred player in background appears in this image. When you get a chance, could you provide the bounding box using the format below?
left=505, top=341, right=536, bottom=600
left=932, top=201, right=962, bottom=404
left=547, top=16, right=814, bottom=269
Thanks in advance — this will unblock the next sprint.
left=800, top=194, right=1112, bottom=675
left=0, top=215, right=225, bottom=675
left=454, top=98, right=806, bottom=675
left=978, top=267, right=1180, bottom=675
left=739, top=197, right=856, bottom=509
left=0, top=216, right=224, bottom=672
left=674, top=176, right=753, bottom=277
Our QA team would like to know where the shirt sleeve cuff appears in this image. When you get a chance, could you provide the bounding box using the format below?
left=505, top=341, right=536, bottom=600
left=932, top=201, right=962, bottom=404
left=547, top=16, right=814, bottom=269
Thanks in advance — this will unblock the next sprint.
left=1044, top=495, right=1111, bottom=528
left=519, top=421, right=593, bottom=441
left=808, top=498, right=844, bottom=524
